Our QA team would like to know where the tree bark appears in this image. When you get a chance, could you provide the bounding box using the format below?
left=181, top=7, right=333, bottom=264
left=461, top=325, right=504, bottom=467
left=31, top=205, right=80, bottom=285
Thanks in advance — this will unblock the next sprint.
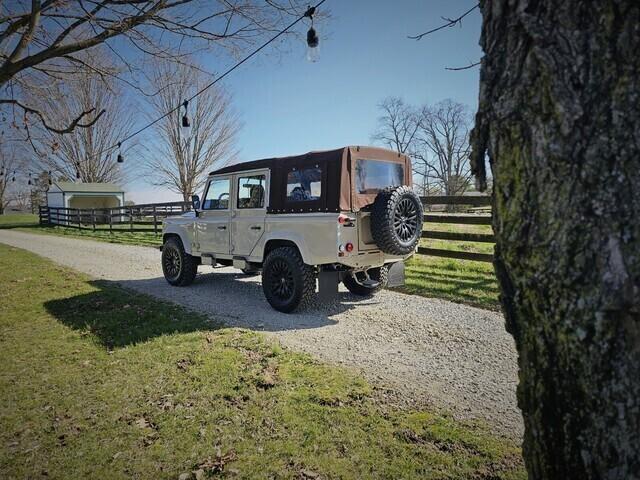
left=470, top=1, right=640, bottom=478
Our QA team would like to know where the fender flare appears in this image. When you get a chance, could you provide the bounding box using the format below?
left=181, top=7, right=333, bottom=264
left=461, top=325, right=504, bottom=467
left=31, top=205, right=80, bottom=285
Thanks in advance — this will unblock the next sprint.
left=259, top=231, right=311, bottom=264
left=163, top=226, right=193, bottom=255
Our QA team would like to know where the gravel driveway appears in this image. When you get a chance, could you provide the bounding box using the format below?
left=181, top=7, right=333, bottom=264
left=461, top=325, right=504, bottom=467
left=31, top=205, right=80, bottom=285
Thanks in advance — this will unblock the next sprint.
left=0, top=230, right=522, bottom=438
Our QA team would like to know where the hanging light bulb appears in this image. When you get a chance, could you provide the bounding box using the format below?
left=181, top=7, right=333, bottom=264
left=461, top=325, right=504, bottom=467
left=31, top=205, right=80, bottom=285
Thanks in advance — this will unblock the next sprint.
left=117, top=142, right=124, bottom=163
left=76, top=170, right=80, bottom=179
left=304, top=6, right=320, bottom=63
left=48, top=170, right=52, bottom=186
left=28, top=173, right=32, bottom=186
left=181, top=100, right=190, bottom=128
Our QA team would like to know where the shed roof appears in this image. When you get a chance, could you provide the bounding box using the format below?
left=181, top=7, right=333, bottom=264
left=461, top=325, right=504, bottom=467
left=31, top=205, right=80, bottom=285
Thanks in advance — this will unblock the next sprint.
left=53, top=182, right=123, bottom=193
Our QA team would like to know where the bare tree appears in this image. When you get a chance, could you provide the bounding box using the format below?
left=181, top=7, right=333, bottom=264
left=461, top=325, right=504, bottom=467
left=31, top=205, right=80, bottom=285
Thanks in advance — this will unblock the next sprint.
left=370, top=96, right=434, bottom=194
left=414, top=100, right=472, bottom=197
left=10, top=189, right=30, bottom=211
left=0, top=143, right=23, bottom=214
left=0, top=1, right=312, bottom=134
left=145, top=62, right=240, bottom=201
left=371, top=97, right=420, bottom=154
left=30, top=70, right=134, bottom=185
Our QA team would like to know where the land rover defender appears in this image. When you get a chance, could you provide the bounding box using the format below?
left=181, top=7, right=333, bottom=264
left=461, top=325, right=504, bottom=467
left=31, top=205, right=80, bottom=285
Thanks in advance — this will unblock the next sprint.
left=161, top=146, right=423, bottom=312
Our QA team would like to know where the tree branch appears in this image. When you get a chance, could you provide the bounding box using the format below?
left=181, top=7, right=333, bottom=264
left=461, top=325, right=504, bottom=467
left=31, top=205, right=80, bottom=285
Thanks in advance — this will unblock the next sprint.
left=408, top=4, right=479, bottom=40
left=0, top=99, right=106, bottom=134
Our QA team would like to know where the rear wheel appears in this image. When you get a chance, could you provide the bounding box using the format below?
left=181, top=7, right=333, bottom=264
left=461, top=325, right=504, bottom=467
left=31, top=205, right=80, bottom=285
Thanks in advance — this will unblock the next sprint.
left=162, top=237, right=198, bottom=286
left=343, top=265, right=389, bottom=296
left=262, top=247, right=315, bottom=313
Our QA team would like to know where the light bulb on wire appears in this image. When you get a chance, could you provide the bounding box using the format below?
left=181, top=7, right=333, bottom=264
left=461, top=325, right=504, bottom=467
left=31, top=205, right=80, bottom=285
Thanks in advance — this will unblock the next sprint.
left=117, top=142, right=124, bottom=163
left=304, top=6, right=320, bottom=63
left=181, top=100, right=190, bottom=128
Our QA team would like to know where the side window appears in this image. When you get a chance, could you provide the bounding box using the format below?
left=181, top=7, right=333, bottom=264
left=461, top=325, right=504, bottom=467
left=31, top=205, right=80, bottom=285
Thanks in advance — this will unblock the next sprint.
left=286, top=167, right=322, bottom=202
left=202, top=178, right=230, bottom=210
left=237, top=174, right=266, bottom=209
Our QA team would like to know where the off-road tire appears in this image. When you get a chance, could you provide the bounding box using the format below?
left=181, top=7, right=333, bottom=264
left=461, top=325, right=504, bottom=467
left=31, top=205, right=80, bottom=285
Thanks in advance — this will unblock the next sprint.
left=370, top=186, right=423, bottom=256
left=343, top=265, right=389, bottom=296
left=162, top=237, right=198, bottom=286
left=262, top=246, right=316, bottom=313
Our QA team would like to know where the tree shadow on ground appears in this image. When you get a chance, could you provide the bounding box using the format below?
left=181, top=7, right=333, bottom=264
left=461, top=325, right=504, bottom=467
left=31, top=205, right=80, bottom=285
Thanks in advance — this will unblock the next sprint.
left=44, top=280, right=225, bottom=349
left=44, top=272, right=374, bottom=348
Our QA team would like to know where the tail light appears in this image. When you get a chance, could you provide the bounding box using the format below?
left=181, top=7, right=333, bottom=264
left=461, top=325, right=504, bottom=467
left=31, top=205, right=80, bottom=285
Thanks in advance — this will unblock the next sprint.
left=345, top=242, right=354, bottom=252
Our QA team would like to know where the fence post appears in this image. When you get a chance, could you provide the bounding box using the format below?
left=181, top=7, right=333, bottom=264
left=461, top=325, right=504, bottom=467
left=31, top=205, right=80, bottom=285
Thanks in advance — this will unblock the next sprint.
left=153, top=205, right=158, bottom=235
left=91, top=209, right=96, bottom=231
left=129, top=206, right=133, bottom=232
left=77, top=208, right=81, bottom=230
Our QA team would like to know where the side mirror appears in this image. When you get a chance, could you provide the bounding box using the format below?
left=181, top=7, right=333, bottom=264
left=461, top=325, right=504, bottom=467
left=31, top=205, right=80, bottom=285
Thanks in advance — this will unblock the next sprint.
left=191, top=194, right=201, bottom=212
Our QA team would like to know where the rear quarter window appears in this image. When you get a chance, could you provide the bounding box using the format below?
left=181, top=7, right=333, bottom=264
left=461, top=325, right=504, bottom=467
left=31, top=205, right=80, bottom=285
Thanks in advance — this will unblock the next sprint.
left=286, top=167, right=322, bottom=202
left=355, top=159, right=404, bottom=194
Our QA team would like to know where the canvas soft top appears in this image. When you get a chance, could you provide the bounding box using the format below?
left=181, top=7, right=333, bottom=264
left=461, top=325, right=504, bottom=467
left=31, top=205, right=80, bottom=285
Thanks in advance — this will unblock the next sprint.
left=209, top=146, right=412, bottom=213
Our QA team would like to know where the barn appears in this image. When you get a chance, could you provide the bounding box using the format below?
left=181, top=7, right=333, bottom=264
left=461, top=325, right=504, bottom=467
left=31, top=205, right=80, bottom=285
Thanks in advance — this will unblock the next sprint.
left=46, top=182, right=125, bottom=211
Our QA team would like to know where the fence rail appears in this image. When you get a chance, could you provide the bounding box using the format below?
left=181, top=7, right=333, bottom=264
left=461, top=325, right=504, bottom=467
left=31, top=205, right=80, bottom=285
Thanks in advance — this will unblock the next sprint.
left=39, top=195, right=494, bottom=263
left=419, top=195, right=494, bottom=263
left=39, top=201, right=191, bottom=234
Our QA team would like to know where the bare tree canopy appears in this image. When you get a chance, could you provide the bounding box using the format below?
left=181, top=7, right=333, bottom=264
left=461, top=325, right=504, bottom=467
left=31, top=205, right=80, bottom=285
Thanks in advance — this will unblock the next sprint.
left=414, top=100, right=472, bottom=196
left=0, top=141, right=23, bottom=214
left=0, top=0, right=309, bottom=134
left=469, top=0, right=640, bottom=477
left=145, top=61, right=239, bottom=201
left=371, top=97, right=420, bottom=154
left=372, top=97, right=472, bottom=197
left=29, top=69, right=134, bottom=185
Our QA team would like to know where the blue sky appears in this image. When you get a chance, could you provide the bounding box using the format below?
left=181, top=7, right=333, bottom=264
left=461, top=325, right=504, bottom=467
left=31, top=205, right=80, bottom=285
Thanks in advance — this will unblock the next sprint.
left=129, top=0, right=482, bottom=203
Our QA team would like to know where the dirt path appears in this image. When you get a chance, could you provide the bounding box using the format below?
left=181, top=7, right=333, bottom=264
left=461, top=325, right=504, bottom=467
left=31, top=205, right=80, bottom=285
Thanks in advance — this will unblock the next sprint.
left=0, top=230, right=522, bottom=438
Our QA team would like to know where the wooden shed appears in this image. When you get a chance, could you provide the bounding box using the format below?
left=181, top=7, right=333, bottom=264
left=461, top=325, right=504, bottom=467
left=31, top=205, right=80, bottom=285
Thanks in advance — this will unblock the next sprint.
left=47, top=182, right=125, bottom=210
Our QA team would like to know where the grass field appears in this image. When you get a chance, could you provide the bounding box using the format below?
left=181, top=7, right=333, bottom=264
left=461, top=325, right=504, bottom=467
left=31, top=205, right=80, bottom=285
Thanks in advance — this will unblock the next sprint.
left=1, top=213, right=161, bottom=247
left=1, top=213, right=500, bottom=310
left=0, top=244, right=523, bottom=479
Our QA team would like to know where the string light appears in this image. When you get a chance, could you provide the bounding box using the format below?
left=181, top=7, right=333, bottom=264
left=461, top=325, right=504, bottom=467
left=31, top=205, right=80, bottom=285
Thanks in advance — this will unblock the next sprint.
left=28, top=173, right=32, bottom=185
left=305, top=7, right=320, bottom=62
left=181, top=100, right=190, bottom=128
left=116, top=142, right=124, bottom=163
left=56, top=0, right=327, bottom=168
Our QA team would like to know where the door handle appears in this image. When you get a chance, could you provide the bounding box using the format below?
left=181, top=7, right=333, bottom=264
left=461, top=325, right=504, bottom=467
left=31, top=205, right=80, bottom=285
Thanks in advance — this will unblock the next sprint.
left=250, top=225, right=262, bottom=230
left=217, top=225, right=227, bottom=230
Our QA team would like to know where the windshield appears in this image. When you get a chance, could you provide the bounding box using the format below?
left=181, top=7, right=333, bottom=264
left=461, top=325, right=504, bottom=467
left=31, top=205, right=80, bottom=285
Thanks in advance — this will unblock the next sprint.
left=355, top=159, right=404, bottom=194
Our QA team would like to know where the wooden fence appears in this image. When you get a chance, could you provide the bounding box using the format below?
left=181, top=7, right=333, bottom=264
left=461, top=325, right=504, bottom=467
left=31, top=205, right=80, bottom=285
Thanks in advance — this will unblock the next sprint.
left=39, top=195, right=494, bottom=263
left=39, top=201, right=190, bottom=234
left=419, top=195, right=494, bottom=263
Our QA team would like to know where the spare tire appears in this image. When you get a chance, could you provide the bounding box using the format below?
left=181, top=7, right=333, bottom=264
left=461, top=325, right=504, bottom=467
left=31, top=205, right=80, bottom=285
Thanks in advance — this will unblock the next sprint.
left=370, top=186, right=423, bottom=255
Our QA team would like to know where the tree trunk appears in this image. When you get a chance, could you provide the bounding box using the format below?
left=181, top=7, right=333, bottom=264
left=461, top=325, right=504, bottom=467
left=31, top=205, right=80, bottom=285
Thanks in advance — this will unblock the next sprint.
left=470, top=1, right=640, bottom=478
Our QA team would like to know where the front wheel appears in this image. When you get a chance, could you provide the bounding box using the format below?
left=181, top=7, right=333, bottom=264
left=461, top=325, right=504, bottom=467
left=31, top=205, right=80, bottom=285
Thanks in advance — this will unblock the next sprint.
left=262, top=247, right=316, bottom=313
left=162, top=237, right=198, bottom=286
left=342, top=265, right=389, bottom=296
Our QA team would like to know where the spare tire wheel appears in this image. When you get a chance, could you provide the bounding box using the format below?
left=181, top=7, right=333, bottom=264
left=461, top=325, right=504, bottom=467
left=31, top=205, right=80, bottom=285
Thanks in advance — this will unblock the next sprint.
left=370, top=186, right=423, bottom=255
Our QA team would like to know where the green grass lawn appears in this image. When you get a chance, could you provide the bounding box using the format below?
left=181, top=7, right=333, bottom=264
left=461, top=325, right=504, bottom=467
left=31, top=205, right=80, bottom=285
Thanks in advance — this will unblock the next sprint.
left=1, top=213, right=500, bottom=310
left=1, top=212, right=161, bottom=246
left=0, top=244, right=523, bottom=479
left=0, top=212, right=39, bottom=228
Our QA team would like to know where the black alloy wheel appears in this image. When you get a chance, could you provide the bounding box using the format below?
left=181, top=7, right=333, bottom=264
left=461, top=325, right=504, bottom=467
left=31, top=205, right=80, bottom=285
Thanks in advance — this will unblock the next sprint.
left=261, top=246, right=315, bottom=313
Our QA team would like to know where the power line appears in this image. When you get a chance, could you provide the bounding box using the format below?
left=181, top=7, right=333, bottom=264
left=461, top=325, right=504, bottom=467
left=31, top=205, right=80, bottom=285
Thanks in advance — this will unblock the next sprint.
left=102, top=0, right=327, bottom=159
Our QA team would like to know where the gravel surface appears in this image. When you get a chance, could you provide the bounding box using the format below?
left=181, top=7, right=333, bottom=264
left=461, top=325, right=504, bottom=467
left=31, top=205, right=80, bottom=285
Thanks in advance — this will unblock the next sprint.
left=0, top=230, right=522, bottom=438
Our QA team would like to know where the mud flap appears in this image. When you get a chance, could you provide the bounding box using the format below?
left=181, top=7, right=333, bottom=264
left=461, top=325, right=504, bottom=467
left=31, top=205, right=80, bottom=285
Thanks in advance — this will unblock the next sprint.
left=318, top=270, right=340, bottom=302
left=387, top=261, right=405, bottom=287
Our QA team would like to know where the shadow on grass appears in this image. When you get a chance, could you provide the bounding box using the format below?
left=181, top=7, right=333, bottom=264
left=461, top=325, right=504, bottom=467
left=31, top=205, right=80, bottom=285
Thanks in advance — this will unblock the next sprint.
left=43, top=270, right=371, bottom=347
left=44, top=280, right=223, bottom=349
